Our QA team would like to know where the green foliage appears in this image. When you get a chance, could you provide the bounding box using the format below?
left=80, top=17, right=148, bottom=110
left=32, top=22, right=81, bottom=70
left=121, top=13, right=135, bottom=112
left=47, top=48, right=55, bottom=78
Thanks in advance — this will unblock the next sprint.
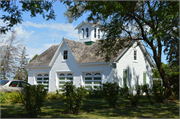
left=29, top=54, right=38, bottom=63
left=102, top=82, right=120, bottom=108
left=120, top=85, right=143, bottom=107
left=19, top=85, right=48, bottom=118
left=168, top=72, right=179, bottom=99
left=0, top=92, right=23, bottom=103
left=46, top=92, right=63, bottom=100
left=142, top=84, right=154, bottom=105
left=152, top=83, right=167, bottom=103
left=62, top=82, right=87, bottom=114
left=1, top=1, right=55, bottom=34
left=86, top=87, right=103, bottom=99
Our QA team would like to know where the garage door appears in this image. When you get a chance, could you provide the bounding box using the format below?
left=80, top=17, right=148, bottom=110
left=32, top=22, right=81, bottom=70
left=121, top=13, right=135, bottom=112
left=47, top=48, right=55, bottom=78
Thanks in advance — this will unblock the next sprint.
left=58, top=73, right=73, bottom=90
left=36, top=73, right=49, bottom=90
left=84, top=72, right=101, bottom=89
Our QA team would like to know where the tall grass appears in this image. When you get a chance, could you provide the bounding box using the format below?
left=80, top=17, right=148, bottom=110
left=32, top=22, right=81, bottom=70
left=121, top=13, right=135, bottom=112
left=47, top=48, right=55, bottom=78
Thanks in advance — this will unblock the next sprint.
left=1, top=92, right=23, bottom=103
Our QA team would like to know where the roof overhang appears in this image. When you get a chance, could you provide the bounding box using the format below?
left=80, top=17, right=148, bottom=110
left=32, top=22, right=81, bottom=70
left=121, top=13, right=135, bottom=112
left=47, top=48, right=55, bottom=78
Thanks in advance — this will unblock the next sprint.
left=74, top=21, right=92, bottom=30
left=26, top=65, right=51, bottom=69
left=79, top=61, right=114, bottom=66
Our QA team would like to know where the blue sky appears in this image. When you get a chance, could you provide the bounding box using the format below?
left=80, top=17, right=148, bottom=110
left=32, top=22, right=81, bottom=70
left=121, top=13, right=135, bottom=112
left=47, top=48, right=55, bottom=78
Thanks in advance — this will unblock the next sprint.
left=0, top=1, right=168, bottom=64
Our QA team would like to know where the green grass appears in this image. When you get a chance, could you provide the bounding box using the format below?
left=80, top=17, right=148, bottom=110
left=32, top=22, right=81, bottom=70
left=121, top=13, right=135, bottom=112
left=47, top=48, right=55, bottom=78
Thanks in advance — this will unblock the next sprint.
left=1, top=96, right=179, bottom=118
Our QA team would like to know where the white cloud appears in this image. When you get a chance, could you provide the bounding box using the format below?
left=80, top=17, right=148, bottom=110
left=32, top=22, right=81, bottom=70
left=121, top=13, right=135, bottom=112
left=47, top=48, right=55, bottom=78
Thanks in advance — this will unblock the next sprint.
left=22, top=21, right=78, bottom=39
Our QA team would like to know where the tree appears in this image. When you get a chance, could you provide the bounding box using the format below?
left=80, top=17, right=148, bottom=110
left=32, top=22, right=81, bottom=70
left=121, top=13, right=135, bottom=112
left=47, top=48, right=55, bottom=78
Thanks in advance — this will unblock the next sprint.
left=29, top=54, right=38, bottom=63
left=0, top=31, right=21, bottom=79
left=14, top=47, right=29, bottom=81
left=61, top=1, right=179, bottom=99
left=0, top=1, right=56, bottom=34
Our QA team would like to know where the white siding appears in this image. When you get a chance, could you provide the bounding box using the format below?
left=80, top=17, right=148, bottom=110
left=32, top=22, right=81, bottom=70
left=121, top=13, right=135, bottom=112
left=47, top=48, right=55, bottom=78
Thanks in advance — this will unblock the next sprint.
left=49, top=41, right=113, bottom=92
left=114, top=42, right=153, bottom=89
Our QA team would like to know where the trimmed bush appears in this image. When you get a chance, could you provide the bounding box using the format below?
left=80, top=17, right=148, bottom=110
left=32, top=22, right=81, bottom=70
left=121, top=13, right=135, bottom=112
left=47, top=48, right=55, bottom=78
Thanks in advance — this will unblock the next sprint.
left=102, top=82, right=120, bottom=108
left=142, top=84, right=154, bottom=105
left=86, top=87, right=103, bottom=99
left=120, top=85, right=143, bottom=107
left=62, top=82, right=87, bottom=114
left=152, top=83, right=167, bottom=103
left=19, top=85, right=47, bottom=118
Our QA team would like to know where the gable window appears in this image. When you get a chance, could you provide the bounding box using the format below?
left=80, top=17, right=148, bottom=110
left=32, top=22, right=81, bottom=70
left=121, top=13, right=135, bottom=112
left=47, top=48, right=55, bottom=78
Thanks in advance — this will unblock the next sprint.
left=63, top=50, right=68, bottom=60
left=82, top=28, right=84, bottom=38
left=134, top=50, right=137, bottom=61
left=94, top=28, right=96, bottom=38
left=86, top=28, right=89, bottom=37
left=98, top=29, right=100, bottom=38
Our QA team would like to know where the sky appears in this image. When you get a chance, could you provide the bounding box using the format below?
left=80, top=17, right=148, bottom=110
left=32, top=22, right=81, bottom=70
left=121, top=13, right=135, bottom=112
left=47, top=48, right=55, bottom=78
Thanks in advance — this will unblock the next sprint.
left=0, top=1, right=168, bottom=64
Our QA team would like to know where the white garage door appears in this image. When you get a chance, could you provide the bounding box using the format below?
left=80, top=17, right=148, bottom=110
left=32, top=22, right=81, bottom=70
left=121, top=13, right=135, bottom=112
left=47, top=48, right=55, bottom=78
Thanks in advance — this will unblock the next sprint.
left=58, top=73, right=73, bottom=90
left=36, top=73, right=49, bottom=90
left=84, top=72, right=101, bottom=89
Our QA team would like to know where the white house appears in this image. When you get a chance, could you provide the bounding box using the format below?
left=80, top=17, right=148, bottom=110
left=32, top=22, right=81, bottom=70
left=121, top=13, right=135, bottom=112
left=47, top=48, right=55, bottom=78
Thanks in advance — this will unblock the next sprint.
left=27, top=21, right=155, bottom=92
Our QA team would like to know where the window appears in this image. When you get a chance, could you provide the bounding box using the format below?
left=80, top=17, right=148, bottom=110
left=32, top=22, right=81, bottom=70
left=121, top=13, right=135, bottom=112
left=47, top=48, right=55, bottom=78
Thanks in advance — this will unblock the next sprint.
left=143, top=72, right=146, bottom=85
left=86, top=28, right=89, bottom=37
left=82, top=28, right=84, bottom=38
left=21, top=82, right=31, bottom=87
left=98, top=29, right=100, bottom=38
left=123, top=70, right=127, bottom=88
left=59, top=73, right=73, bottom=89
left=84, top=72, right=101, bottom=89
left=37, top=73, right=49, bottom=89
left=63, top=50, right=68, bottom=60
left=134, top=50, right=137, bottom=61
left=94, top=28, right=96, bottom=38
left=9, top=81, right=21, bottom=87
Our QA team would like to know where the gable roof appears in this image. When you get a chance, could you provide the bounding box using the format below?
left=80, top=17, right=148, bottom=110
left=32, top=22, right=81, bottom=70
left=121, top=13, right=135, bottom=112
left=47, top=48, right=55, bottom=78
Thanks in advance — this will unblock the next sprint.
left=27, top=45, right=59, bottom=67
left=64, top=38, right=133, bottom=64
left=27, top=37, right=155, bottom=68
left=74, top=21, right=102, bottom=29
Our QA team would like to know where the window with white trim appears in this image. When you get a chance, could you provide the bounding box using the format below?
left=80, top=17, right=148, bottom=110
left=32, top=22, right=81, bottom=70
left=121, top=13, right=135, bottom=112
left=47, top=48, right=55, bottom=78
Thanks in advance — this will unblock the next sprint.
left=84, top=72, right=101, bottom=89
left=59, top=73, right=73, bottom=89
left=134, top=50, right=137, bottom=61
left=36, top=73, right=49, bottom=89
left=63, top=50, right=68, bottom=60
left=94, top=28, right=96, bottom=38
left=98, top=29, right=100, bottom=38
left=86, top=28, right=89, bottom=37
left=82, top=28, right=84, bottom=38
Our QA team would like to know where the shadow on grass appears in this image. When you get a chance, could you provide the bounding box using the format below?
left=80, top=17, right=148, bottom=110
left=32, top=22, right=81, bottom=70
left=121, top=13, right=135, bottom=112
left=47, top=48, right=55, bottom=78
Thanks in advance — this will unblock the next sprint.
left=1, top=97, right=179, bottom=118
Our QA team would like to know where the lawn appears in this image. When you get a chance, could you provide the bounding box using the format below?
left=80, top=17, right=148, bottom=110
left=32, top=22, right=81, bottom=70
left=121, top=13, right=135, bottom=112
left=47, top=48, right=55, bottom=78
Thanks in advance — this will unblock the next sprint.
left=1, top=96, right=179, bottom=118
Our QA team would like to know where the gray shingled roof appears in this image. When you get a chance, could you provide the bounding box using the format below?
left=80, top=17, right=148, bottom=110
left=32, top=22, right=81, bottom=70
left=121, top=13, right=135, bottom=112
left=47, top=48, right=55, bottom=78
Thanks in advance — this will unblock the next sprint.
left=27, top=45, right=59, bottom=66
left=28, top=37, right=135, bottom=67
left=64, top=37, right=133, bottom=64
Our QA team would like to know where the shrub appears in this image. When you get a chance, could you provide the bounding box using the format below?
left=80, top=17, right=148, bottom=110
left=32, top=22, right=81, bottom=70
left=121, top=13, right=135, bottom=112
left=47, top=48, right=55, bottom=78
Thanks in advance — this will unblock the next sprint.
left=152, top=83, right=167, bottom=103
left=120, top=85, right=143, bottom=107
left=0, top=92, right=23, bottom=103
left=46, top=92, right=62, bottom=100
left=142, top=84, right=154, bottom=105
left=102, top=82, right=120, bottom=108
left=19, top=85, right=48, bottom=118
left=168, top=72, right=179, bottom=99
left=86, top=87, right=103, bottom=99
left=62, top=82, right=87, bottom=114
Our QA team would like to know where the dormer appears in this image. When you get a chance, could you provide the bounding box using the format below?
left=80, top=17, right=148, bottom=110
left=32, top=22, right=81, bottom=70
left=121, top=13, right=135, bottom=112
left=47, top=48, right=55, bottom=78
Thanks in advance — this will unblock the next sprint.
left=75, top=21, right=103, bottom=45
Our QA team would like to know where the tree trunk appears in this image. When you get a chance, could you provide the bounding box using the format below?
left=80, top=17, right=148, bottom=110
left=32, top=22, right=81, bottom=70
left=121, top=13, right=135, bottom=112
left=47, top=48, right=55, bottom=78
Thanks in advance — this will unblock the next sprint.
left=154, top=56, right=175, bottom=100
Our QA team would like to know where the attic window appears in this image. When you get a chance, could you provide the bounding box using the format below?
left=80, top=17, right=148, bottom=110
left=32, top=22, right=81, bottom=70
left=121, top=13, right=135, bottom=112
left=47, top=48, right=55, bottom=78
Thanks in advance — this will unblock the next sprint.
left=86, top=28, right=89, bottom=37
left=82, top=28, right=84, bottom=38
left=94, top=28, right=96, bottom=38
left=134, top=50, right=137, bottom=61
left=64, top=50, right=68, bottom=60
